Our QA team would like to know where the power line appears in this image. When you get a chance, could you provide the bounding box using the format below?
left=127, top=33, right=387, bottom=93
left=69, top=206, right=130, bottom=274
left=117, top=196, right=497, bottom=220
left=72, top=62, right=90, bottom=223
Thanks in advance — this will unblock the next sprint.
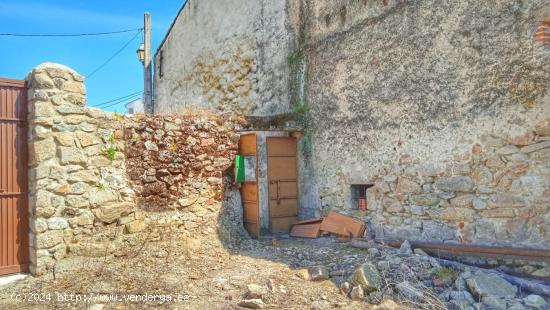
left=89, top=90, right=143, bottom=108
left=97, top=93, right=143, bottom=110
left=0, top=28, right=143, bottom=37
left=85, top=29, right=142, bottom=79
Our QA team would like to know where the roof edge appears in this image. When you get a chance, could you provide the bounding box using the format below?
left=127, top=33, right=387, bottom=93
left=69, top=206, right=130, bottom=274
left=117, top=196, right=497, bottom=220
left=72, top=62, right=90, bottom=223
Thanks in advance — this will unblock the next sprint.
left=154, top=0, right=190, bottom=58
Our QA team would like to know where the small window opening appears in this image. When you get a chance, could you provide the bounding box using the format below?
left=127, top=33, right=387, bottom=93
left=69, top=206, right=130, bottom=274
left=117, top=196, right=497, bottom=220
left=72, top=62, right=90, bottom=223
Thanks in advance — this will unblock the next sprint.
left=350, top=184, right=373, bottom=211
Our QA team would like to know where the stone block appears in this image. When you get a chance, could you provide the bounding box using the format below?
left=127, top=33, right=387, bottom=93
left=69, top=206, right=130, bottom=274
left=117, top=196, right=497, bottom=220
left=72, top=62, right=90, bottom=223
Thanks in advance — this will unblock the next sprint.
left=36, top=230, right=64, bottom=249
left=520, top=141, right=550, bottom=154
left=507, top=128, right=534, bottom=146
left=466, top=272, right=517, bottom=298
left=487, top=193, right=524, bottom=208
left=62, top=80, right=86, bottom=94
left=439, top=207, right=475, bottom=222
left=481, top=135, right=504, bottom=148
left=69, top=210, right=94, bottom=226
left=30, top=138, right=56, bottom=163
left=396, top=177, right=421, bottom=194
left=66, top=195, right=90, bottom=208
left=435, top=176, right=474, bottom=192
left=410, top=193, right=439, bottom=206
left=351, top=262, right=382, bottom=293
left=76, top=132, right=99, bottom=147
left=123, top=219, right=145, bottom=234
left=450, top=194, right=474, bottom=208
left=534, top=118, right=550, bottom=137
left=31, top=72, right=54, bottom=88
left=31, top=218, right=48, bottom=234
left=58, top=147, right=87, bottom=165
left=496, top=145, right=519, bottom=155
left=88, top=188, right=118, bottom=206
left=485, top=156, right=505, bottom=169
left=57, top=104, right=86, bottom=115
left=481, top=209, right=515, bottom=218
left=47, top=217, right=69, bottom=230
left=69, top=182, right=89, bottom=195
left=93, top=202, right=134, bottom=223
left=68, top=242, right=114, bottom=257
left=68, top=170, right=98, bottom=183
left=33, top=101, right=56, bottom=118
left=307, top=266, right=329, bottom=281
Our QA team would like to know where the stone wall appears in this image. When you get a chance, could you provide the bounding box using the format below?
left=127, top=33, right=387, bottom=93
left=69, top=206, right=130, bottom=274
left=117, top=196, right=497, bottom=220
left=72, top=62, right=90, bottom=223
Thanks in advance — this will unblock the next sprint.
left=295, top=0, right=550, bottom=249
left=26, top=63, right=246, bottom=276
left=153, top=0, right=550, bottom=249
left=153, top=0, right=294, bottom=115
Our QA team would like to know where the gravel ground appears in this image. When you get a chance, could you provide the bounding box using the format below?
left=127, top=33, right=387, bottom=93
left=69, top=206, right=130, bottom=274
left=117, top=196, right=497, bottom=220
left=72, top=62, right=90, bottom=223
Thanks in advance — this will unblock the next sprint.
left=0, top=236, right=386, bottom=309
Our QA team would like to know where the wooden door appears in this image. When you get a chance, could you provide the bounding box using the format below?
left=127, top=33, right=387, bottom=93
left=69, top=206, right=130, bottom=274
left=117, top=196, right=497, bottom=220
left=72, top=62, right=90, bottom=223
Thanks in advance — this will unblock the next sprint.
left=239, top=133, right=260, bottom=239
left=267, top=137, right=298, bottom=233
left=0, top=78, right=29, bottom=275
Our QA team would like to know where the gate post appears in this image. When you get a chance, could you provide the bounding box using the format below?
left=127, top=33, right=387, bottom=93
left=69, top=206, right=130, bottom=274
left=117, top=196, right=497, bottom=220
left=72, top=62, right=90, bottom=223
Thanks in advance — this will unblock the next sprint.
left=26, top=63, right=86, bottom=275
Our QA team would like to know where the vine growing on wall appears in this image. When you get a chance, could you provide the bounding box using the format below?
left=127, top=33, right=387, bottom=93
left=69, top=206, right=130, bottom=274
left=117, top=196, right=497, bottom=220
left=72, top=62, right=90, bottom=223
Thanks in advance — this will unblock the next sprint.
left=288, top=50, right=313, bottom=160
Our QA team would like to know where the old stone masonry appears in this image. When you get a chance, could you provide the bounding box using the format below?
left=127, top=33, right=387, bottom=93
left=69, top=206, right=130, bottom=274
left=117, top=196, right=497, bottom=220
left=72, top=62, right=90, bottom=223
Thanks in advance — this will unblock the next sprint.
left=26, top=63, right=246, bottom=276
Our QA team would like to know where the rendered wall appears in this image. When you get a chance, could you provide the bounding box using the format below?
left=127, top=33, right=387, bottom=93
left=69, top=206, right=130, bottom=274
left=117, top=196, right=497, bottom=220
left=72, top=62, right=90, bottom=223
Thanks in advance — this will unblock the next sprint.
left=298, top=0, right=550, bottom=250
left=153, top=0, right=550, bottom=252
left=153, top=0, right=294, bottom=115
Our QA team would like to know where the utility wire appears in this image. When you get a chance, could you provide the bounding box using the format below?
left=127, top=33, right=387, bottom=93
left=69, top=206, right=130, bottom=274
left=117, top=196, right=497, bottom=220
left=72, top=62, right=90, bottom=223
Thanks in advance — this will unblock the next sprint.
left=91, top=90, right=142, bottom=107
left=90, top=90, right=143, bottom=108
left=0, top=28, right=143, bottom=37
left=85, top=29, right=142, bottom=79
left=96, top=93, right=143, bottom=110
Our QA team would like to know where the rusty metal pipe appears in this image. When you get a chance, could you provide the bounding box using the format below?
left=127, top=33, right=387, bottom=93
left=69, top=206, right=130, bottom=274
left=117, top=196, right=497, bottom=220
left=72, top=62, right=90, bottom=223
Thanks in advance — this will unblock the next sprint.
left=374, top=239, right=550, bottom=260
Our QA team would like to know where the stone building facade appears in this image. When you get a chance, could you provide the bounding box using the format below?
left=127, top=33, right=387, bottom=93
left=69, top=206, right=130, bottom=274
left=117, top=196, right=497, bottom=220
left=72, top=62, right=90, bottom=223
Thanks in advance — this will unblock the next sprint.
left=26, top=63, right=246, bottom=275
left=153, top=0, right=293, bottom=115
left=154, top=0, right=550, bottom=250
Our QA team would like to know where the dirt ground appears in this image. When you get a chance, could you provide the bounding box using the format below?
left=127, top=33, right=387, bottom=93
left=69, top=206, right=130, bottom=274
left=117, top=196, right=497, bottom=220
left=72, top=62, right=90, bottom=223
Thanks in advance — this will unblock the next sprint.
left=0, top=236, right=396, bottom=310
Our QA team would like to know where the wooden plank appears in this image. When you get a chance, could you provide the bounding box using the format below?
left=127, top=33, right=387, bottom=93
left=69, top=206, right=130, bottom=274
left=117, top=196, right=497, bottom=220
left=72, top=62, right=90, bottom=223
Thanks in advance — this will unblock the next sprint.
left=319, top=211, right=365, bottom=238
left=290, top=222, right=322, bottom=238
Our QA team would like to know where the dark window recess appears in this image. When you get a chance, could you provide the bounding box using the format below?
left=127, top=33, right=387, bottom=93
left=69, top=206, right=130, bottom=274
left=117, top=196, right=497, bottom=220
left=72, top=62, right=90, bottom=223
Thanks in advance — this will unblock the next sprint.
left=159, top=50, right=164, bottom=78
left=350, top=184, right=373, bottom=210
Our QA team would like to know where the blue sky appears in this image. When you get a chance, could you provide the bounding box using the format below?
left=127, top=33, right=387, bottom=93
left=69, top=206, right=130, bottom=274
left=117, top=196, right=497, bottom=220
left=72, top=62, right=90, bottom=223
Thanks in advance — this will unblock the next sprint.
left=0, top=1, right=184, bottom=112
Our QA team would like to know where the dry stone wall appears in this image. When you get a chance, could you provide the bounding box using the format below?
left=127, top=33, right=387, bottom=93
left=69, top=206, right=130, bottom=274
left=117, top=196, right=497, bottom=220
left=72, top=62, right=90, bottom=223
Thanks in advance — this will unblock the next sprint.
left=26, top=63, right=246, bottom=276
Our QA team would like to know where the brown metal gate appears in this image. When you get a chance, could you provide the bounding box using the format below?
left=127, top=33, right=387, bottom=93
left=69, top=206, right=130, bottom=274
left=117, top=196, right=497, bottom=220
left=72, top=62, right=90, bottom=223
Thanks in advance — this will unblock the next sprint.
left=267, top=137, right=298, bottom=233
left=0, top=78, right=29, bottom=275
left=239, top=133, right=260, bottom=239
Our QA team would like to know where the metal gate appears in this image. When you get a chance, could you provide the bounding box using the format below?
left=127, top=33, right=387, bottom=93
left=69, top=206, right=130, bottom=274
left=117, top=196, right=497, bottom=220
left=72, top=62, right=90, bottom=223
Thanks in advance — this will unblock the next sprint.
left=267, top=137, right=298, bottom=233
left=0, top=78, right=29, bottom=275
left=239, top=133, right=260, bottom=239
